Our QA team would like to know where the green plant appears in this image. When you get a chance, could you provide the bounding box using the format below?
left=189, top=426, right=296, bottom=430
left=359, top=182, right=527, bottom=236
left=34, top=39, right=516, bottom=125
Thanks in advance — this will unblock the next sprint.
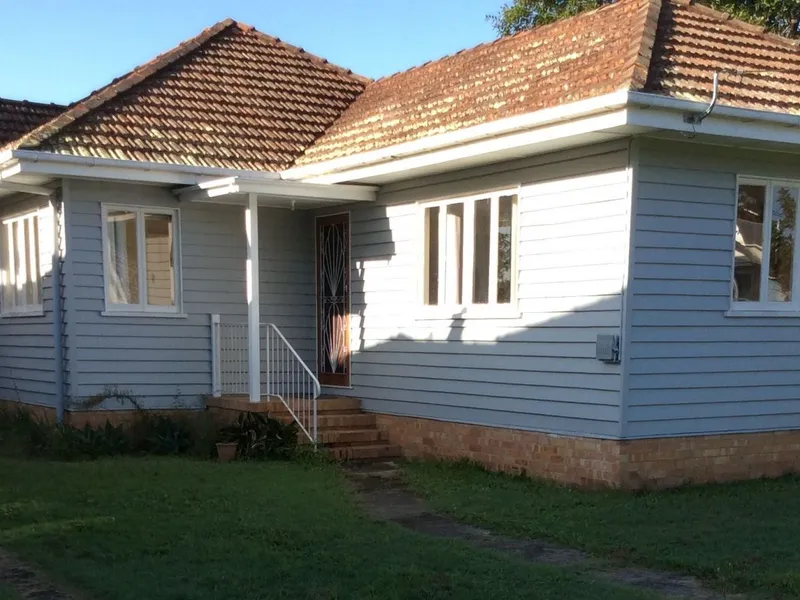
left=217, top=412, right=298, bottom=460
left=130, top=414, right=194, bottom=456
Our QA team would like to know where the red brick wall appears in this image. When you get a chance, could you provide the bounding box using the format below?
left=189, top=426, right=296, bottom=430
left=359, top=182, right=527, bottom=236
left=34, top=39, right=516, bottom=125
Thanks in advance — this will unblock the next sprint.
left=375, top=414, right=620, bottom=487
left=376, top=413, right=800, bottom=489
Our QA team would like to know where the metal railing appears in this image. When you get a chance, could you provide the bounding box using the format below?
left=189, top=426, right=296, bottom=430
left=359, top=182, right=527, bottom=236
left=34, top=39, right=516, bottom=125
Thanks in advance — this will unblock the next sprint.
left=211, top=315, right=321, bottom=443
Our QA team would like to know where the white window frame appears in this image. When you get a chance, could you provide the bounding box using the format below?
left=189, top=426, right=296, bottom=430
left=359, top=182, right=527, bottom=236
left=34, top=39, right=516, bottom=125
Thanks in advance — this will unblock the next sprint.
left=418, top=188, right=519, bottom=319
left=0, top=208, right=45, bottom=317
left=730, top=176, right=800, bottom=314
left=101, top=204, right=183, bottom=316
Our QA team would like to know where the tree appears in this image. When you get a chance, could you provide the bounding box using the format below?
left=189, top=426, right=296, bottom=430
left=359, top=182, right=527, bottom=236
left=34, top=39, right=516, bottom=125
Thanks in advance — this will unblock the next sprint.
left=489, top=0, right=800, bottom=38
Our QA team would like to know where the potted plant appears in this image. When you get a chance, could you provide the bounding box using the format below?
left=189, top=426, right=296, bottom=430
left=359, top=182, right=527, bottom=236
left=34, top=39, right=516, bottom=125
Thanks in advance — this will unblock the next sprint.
left=215, top=426, right=239, bottom=463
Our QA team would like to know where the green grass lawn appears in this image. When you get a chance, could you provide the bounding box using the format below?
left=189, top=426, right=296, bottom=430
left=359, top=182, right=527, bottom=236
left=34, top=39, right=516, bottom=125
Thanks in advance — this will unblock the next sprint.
left=0, top=583, right=20, bottom=600
left=0, top=458, right=655, bottom=600
left=403, top=460, right=800, bottom=599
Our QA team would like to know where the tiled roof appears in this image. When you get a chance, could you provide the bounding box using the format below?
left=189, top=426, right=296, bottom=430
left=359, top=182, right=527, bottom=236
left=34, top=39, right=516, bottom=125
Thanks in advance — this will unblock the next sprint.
left=297, top=0, right=659, bottom=165
left=0, top=99, right=66, bottom=146
left=644, top=0, right=800, bottom=114
left=2, top=19, right=368, bottom=171
left=4, top=2, right=800, bottom=172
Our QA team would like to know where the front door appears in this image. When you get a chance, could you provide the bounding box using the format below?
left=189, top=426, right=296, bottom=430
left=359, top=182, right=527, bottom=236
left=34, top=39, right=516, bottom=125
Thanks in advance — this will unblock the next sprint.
left=316, top=213, right=350, bottom=387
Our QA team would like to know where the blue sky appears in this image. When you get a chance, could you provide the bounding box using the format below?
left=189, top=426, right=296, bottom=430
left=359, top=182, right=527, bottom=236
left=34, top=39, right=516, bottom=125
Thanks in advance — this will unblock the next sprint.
left=2, top=0, right=501, bottom=105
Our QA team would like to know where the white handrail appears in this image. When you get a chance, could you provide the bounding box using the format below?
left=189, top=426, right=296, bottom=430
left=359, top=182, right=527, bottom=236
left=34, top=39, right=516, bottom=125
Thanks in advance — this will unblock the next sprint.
left=262, top=323, right=321, bottom=443
left=211, top=315, right=320, bottom=444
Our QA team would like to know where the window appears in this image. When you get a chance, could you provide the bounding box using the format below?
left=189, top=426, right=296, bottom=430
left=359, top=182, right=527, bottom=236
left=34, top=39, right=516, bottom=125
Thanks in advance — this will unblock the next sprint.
left=0, top=210, right=43, bottom=316
left=102, top=205, right=180, bottom=313
left=423, top=191, right=517, bottom=307
left=733, top=178, right=800, bottom=310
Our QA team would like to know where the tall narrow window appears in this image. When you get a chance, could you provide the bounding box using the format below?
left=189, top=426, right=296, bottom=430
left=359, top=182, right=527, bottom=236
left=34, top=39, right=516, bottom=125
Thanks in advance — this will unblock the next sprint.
left=445, top=203, right=464, bottom=305
left=473, top=198, right=491, bottom=304
left=424, top=206, right=439, bottom=305
left=497, top=195, right=514, bottom=304
left=422, top=192, right=517, bottom=308
left=0, top=210, right=43, bottom=315
left=733, top=179, right=800, bottom=310
left=103, top=205, right=181, bottom=313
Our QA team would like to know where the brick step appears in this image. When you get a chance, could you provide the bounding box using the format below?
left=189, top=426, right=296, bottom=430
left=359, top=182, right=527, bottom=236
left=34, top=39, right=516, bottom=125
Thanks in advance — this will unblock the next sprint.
left=318, top=429, right=388, bottom=446
left=317, top=413, right=377, bottom=430
left=326, top=444, right=402, bottom=462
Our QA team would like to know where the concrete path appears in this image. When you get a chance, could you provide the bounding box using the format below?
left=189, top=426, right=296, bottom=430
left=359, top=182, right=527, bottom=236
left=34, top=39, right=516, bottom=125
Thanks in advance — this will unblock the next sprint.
left=0, top=549, right=76, bottom=600
left=343, top=461, right=745, bottom=600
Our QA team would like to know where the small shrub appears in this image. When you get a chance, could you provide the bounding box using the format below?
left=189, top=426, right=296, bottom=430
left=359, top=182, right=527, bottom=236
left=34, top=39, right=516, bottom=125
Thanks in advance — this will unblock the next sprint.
left=218, top=412, right=299, bottom=460
left=129, top=414, right=194, bottom=456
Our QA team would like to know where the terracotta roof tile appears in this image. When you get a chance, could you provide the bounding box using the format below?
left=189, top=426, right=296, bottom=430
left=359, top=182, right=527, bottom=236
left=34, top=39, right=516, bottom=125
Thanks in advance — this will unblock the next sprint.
left=0, top=98, right=66, bottom=146
left=3, top=19, right=367, bottom=172
left=5, top=2, right=800, bottom=172
left=297, top=0, right=658, bottom=166
left=644, top=0, right=800, bottom=113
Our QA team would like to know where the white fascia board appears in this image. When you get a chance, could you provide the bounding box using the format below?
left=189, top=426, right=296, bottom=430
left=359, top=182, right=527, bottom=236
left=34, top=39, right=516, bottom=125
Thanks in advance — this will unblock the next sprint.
left=7, top=150, right=282, bottom=186
left=304, top=109, right=631, bottom=184
left=627, top=106, right=800, bottom=147
left=628, top=91, right=800, bottom=128
left=178, top=176, right=378, bottom=203
left=281, top=90, right=631, bottom=181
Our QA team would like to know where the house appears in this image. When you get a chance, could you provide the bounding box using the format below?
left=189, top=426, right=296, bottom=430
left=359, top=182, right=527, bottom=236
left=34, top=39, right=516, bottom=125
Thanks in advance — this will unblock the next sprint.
left=2, top=0, right=800, bottom=488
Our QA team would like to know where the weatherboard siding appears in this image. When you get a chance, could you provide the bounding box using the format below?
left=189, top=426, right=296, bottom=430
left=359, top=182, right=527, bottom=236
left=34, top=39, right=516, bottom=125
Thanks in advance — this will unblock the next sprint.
left=0, top=194, right=57, bottom=407
left=624, top=139, right=800, bottom=438
left=325, top=141, right=632, bottom=438
left=66, top=180, right=314, bottom=409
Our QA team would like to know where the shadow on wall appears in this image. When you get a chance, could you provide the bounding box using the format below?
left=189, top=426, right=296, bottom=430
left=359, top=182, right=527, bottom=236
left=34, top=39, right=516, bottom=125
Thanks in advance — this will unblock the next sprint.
left=341, top=201, right=626, bottom=440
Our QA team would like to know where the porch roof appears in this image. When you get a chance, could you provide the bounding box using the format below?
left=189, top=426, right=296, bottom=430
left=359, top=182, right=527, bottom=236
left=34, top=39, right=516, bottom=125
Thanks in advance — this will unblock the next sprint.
left=175, top=175, right=377, bottom=208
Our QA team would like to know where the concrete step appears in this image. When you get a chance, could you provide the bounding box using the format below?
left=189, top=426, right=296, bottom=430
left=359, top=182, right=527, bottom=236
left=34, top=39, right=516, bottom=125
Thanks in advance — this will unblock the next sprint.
left=318, top=428, right=388, bottom=446
left=327, top=444, right=402, bottom=462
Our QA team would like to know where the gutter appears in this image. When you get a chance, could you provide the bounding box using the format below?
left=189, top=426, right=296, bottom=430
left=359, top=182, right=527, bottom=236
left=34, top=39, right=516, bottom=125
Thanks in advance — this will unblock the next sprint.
left=1, top=149, right=283, bottom=186
left=627, top=91, right=800, bottom=128
left=282, top=90, right=632, bottom=181
left=282, top=90, right=800, bottom=184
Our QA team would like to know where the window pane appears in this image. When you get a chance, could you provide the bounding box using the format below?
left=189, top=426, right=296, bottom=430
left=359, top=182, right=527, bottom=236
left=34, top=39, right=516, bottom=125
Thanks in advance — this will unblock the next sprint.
left=497, top=195, right=515, bottom=304
left=425, top=206, right=439, bottom=305
left=473, top=198, right=491, bottom=304
left=12, top=221, right=23, bottom=307
left=445, top=203, right=463, bottom=304
left=768, top=186, right=797, bottom=302
left=106, top=210, right=139, bottom=305
left=734, top=184, right=766, bottom=302
left=24, top=219, right=34, bottom=305
left=145, top=213, right=175, bottom=307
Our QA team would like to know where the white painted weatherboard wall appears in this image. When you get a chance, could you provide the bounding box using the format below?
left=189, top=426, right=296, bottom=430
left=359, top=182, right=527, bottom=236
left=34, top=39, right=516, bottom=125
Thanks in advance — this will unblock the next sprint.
left=0, top=194, right=56, bottom=407
left=325, top=141, right=632, bottom=438
left=65, top=180, right=314, bottom=409
left=624, top=139, right=800, bottom=438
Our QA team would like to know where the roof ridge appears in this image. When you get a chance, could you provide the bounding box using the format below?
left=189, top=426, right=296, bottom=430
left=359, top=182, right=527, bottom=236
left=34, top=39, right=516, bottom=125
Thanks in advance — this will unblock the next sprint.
left=369, top=0, right=633, bottom=86
left=231, top=20, right=371, bottom=84
left=680, top=0, right=800, bottom=49
left=1, top=18, right=238, bottom=152
left=625, top=0, right=663, bottom=90
left=0, top=97, right=67, bottom=110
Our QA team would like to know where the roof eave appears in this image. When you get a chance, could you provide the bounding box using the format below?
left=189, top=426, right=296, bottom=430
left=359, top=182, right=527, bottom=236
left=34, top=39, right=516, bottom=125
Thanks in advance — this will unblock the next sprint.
left=283, top=92, right=800, bottom=185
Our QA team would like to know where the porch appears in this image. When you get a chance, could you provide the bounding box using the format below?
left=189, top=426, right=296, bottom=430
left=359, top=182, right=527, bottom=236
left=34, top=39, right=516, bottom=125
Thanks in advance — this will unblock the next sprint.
left=178, top=176, right=377, bottom=451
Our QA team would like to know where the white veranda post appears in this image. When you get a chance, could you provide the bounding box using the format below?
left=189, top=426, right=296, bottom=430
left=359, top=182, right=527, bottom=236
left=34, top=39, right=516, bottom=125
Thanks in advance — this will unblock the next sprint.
left=245, top=193, right=261, bottom=403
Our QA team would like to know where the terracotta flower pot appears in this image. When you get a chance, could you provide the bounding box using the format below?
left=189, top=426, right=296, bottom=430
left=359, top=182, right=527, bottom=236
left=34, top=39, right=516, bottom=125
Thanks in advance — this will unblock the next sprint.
left=216, top=442, right=238, bottom=463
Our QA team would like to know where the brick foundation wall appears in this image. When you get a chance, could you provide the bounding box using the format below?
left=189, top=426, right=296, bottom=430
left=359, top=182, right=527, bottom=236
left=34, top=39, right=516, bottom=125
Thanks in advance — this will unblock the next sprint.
left=374, top=414, right=620, bottom=487
left=375, top=413, right=800, bottom=489
left=0, top=399, right=196, bottom=429
left=621, top=431, right=800, bottom=488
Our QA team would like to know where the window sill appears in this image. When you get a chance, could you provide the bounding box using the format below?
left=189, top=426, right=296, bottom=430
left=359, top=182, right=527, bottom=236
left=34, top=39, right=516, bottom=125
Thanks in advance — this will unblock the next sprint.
left=101, top=311, right=188, bottom=319
left=726, top=308, right=800, bottom=318
left=1, top=309, right=45, bottom=319
left=415, top=306, right=522, bottom=321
